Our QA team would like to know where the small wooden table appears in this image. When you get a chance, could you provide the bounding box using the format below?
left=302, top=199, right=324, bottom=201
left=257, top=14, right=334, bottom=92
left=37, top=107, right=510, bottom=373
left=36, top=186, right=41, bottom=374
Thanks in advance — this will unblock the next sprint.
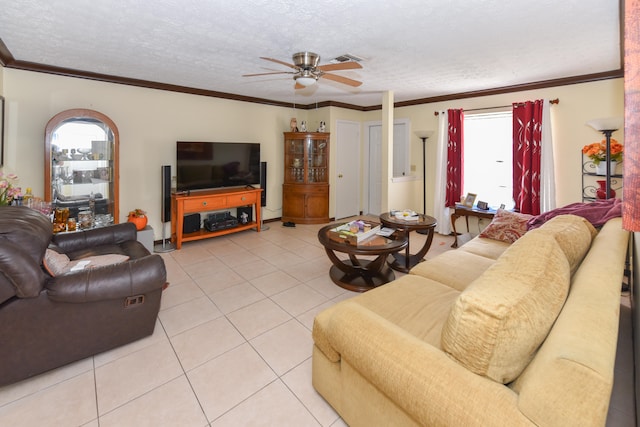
left=450, top=204, right=496, bottom=248
left=379, top=213, right=437, bottom=273
left=317, top=222, right=408, bottom=292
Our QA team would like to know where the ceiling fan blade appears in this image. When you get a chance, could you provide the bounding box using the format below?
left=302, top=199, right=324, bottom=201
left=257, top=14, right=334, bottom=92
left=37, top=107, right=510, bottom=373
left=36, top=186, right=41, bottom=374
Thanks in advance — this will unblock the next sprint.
left=317, top=62, right=363, bottom=72
left=321, top=73, right=363, bottom=87
left=243, top=71, right=292, bottom=77
left=260, top=57, right=297, bottom=69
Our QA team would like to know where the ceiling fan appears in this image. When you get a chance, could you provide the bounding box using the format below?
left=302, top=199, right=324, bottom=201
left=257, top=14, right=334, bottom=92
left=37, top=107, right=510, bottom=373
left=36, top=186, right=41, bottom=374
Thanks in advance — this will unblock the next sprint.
left=243, top=52, right=363, bottom=89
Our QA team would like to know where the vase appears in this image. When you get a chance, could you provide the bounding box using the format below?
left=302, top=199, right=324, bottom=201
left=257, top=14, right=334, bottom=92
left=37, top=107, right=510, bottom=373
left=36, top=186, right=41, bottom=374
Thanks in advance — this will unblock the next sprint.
left=128, top=215, right=148, bottom=231
left=595, top=161, right=617, bottom=176
left=596, top=180, right=616, bottom=199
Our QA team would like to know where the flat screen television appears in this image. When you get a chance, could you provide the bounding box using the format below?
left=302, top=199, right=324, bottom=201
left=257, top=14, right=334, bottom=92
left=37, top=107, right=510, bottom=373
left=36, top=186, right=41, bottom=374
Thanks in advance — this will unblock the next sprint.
left=176, top=141, right=261, bottom=191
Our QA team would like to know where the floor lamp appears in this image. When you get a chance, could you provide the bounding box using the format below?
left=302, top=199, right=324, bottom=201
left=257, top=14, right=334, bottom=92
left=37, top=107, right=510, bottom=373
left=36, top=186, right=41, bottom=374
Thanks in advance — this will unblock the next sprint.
left=586, top=117, right=623, bottom=200
left=415, top=130, right=434, bottom=235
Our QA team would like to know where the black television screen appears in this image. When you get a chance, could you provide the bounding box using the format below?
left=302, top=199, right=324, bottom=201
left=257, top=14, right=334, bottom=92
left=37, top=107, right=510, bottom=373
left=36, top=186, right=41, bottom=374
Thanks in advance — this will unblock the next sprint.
left=176, top=141, right=261, bottom=191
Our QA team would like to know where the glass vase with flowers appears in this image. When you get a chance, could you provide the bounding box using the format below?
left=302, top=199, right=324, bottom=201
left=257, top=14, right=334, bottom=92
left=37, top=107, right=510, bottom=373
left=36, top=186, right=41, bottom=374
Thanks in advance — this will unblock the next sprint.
left=582, top=139, right=623, bottom=176
left=0, top=172, right=20, bottom=206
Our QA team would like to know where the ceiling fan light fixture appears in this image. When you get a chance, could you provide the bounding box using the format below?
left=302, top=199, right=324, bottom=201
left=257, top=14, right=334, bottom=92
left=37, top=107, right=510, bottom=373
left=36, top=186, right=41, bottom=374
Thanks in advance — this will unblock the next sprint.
left=295, top=75, right=317, bottom=87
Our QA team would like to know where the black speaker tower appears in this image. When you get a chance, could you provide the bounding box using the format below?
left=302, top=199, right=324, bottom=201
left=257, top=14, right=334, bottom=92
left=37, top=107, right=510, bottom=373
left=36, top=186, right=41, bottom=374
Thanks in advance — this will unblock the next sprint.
left=260, top=161, right=269, bottom=231
left=260, top=161, right=267, bottom=207
left=155, top=165, right=175, bottom=252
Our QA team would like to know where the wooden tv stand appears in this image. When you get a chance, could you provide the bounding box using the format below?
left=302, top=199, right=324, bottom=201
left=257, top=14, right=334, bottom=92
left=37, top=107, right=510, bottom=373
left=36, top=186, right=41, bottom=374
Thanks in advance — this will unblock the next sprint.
left=171, top=187, right=262, bottom=249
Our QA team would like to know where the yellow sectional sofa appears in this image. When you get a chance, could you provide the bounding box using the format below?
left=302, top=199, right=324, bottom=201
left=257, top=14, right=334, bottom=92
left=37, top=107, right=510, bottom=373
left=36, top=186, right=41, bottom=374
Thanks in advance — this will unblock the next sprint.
left=312, top=215, right=629, bottom=427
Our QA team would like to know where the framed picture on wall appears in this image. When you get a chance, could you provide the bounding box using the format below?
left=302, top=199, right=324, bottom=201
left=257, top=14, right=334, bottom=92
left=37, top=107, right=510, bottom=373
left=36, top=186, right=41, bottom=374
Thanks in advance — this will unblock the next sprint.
left=462, top=193, right=477, bottom=208
left=0, top=96, right=4, bottom=166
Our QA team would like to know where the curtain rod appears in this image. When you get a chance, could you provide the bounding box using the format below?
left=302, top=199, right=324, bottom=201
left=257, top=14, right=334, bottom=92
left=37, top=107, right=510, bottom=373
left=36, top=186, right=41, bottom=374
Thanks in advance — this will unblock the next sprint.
left=434, top=98, right=559, bottom=115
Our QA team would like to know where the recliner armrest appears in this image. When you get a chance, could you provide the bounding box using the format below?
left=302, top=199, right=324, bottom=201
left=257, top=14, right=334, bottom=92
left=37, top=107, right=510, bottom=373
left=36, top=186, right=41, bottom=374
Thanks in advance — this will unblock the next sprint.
left=0, top=240, right=46, bottom=298
left=46, top=255, right=166, bottom=303
left=51, top=222, right=137, bottom=254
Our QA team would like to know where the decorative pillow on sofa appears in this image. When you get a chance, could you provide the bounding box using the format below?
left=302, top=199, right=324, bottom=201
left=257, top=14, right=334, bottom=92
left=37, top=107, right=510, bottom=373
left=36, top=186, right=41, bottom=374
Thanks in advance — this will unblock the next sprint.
left=43, top=249, right=129, bottom=276
left=479, top=209, right=533, bottom=243
left=441, top=231, right=570, bottom=383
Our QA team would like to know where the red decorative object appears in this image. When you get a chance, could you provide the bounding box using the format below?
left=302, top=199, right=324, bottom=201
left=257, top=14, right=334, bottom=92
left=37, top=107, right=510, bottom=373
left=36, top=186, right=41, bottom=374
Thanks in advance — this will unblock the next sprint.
left=128, top=214, right=148, bottom=231
left=445, top=109, right=464, bottom=207
left=512, top=100, right=543, bottom=215
left=596, top=180, right=616, bottom=199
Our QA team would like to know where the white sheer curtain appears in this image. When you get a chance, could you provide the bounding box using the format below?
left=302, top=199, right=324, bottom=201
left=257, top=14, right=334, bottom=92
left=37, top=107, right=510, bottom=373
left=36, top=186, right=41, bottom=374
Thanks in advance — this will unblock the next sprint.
left=540, top=99, right=556, bottom=213
left=433, top=112, right=451, bottom=235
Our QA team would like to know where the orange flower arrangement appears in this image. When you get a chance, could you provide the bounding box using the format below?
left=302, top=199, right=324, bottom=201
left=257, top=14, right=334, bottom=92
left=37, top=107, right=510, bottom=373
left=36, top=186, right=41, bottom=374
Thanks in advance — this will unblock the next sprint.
left=582, top=138, right=623, bottom=165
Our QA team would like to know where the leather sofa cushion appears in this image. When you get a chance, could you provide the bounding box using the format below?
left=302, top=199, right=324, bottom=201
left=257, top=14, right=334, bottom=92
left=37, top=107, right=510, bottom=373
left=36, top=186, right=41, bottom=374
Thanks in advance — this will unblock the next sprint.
left=441, top=230, right=570, bottom=383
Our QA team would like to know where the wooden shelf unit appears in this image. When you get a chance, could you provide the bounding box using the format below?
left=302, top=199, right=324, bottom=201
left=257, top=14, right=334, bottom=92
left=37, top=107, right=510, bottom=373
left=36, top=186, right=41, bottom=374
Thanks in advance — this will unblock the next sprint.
left=171, top=187, right=262, bottom=249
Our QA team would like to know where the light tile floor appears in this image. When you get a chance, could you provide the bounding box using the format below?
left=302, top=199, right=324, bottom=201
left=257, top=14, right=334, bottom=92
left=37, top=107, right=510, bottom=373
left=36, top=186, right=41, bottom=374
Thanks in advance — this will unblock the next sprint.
left=0, top=219, right=634, bottom=426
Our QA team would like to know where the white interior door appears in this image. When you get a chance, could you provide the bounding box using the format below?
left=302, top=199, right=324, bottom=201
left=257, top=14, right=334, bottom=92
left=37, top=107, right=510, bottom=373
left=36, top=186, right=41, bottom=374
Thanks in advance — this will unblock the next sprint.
left=335, top=121, right=361, bottom=219
left=367, top=124, right=382, bottom=215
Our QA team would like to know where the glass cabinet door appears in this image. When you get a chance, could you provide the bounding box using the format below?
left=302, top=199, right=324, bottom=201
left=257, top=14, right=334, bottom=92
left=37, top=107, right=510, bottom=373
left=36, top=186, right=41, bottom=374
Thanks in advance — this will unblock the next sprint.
left=284, top=132, right=329, bottom=185
left=45, top=109, right=119, bottom=225
left=308, top=138, right=328, bottom=183
left=285, top=137, right=305, bottom=183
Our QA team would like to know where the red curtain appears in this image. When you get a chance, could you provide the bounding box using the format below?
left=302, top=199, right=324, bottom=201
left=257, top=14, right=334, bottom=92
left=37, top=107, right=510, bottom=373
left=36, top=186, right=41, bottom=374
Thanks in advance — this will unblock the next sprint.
left=512, top=100, right=543, bottom=215
left=445, top=109, right=464, bottom=207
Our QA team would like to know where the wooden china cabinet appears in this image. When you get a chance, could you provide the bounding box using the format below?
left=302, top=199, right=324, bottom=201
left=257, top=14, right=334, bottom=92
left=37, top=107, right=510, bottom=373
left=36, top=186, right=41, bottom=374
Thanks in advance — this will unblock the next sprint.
left=282, top=132, right=330, bottom=224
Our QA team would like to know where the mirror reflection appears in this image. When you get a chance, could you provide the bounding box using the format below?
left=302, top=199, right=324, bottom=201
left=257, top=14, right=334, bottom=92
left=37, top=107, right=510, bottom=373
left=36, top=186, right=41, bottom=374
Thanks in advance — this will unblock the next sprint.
left=45, top=110, right=119, bottom=228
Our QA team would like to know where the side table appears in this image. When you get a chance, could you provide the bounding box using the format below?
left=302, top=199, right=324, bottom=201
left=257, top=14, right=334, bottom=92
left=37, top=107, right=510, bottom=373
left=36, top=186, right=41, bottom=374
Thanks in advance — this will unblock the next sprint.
left=379, top=213, right=437, bottom=273
left=450, top=204, right=496, bottom=248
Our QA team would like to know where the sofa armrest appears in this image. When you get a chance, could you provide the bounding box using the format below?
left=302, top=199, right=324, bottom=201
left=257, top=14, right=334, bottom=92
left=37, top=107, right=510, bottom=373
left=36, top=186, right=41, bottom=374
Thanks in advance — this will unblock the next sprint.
left=51, top=222, right=137, bottom=253
left=327, top=301, right=533, bottom=426
left=45, top=255, right=166, bottom=303
left=0, top=240, right=46, bottom=298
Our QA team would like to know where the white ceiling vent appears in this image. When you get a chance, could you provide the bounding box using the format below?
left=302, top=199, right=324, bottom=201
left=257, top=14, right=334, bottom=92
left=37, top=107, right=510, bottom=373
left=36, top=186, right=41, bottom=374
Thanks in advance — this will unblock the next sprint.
left=329, top=54, right=365, bottom=64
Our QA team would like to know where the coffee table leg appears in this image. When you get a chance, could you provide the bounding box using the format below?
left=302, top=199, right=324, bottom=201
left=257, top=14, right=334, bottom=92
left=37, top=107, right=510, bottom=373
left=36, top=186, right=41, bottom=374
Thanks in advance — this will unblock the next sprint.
left=388, top=226, right=435, bottom=273
left=324, top=248, right=396, bottom=292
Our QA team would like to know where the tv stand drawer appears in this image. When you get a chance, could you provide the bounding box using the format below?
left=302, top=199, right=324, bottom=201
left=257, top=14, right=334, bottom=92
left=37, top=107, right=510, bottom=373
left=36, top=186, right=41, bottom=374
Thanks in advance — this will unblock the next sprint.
left=183, top=196, right=226, bottom=211
left=227, top=193, right=257, bottom=206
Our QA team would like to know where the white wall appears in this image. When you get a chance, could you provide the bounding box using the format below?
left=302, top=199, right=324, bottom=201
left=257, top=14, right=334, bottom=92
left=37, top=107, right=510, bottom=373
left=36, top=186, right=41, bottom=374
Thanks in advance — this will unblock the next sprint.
left=0, top=66, right=624, bottom=238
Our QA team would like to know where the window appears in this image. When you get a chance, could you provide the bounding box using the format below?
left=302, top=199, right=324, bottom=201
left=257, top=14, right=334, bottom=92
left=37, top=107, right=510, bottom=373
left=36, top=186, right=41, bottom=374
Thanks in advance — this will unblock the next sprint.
left=463, top=112, right=513, bottom=208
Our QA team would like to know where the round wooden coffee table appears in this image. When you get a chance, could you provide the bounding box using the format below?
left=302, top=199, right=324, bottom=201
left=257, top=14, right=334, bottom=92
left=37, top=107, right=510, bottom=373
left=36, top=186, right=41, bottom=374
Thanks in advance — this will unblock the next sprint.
left=317, top=222, right=408, bottom=292
left=379, top=212, right=437, bottom=273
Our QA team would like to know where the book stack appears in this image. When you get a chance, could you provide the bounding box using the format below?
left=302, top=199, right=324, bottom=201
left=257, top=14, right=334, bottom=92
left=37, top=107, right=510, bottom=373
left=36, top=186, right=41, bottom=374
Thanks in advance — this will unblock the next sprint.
left=330, top=220, right=381, bottom=244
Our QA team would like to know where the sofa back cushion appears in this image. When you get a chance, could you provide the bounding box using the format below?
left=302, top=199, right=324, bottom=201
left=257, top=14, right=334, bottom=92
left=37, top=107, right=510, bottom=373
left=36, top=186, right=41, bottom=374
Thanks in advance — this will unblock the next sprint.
left=534, top=214, right=597, bottom=275
left=441, top=231, right=571, bottom=383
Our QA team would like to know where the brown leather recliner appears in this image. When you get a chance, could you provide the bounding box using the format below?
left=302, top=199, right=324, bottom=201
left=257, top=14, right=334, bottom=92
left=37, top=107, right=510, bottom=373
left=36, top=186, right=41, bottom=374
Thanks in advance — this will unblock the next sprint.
left=0, top=206, right=167, bottom=386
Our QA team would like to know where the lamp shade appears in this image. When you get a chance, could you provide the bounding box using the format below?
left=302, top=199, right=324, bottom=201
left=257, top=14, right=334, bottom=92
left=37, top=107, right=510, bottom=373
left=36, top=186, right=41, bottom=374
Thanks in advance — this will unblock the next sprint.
left=586, top=117, right=623, bottom=132
left=296, top=76, right=317, bottom=87
left=415, top=130, right=434, bottom=140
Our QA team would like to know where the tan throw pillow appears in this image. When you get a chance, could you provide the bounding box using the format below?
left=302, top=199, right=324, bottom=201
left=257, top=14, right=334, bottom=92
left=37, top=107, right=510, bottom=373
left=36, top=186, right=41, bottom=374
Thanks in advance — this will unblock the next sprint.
left=479, top=209, right=533, bottom=243
left=43, top=249, right=71, bottom=276
left=441, top=231, right=570, bottom=383
left=44, top=249, right=129, bottom=276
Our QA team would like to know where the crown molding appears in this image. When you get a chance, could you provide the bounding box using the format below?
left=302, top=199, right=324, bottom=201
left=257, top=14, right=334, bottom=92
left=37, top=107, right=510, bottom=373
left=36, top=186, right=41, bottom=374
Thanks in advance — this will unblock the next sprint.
left=0, top=38, right=624, bottom=111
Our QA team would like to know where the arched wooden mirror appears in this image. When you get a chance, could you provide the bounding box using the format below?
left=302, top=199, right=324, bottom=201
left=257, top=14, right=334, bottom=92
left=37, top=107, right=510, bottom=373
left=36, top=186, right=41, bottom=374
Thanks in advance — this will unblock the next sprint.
left=45, top=109, right=119, bottom=224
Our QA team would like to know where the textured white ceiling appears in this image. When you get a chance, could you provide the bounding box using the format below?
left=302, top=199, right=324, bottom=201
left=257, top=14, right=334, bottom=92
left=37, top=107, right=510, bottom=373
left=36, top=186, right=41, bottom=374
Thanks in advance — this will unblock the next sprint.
left=0, top=0, right=621, bottom=107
